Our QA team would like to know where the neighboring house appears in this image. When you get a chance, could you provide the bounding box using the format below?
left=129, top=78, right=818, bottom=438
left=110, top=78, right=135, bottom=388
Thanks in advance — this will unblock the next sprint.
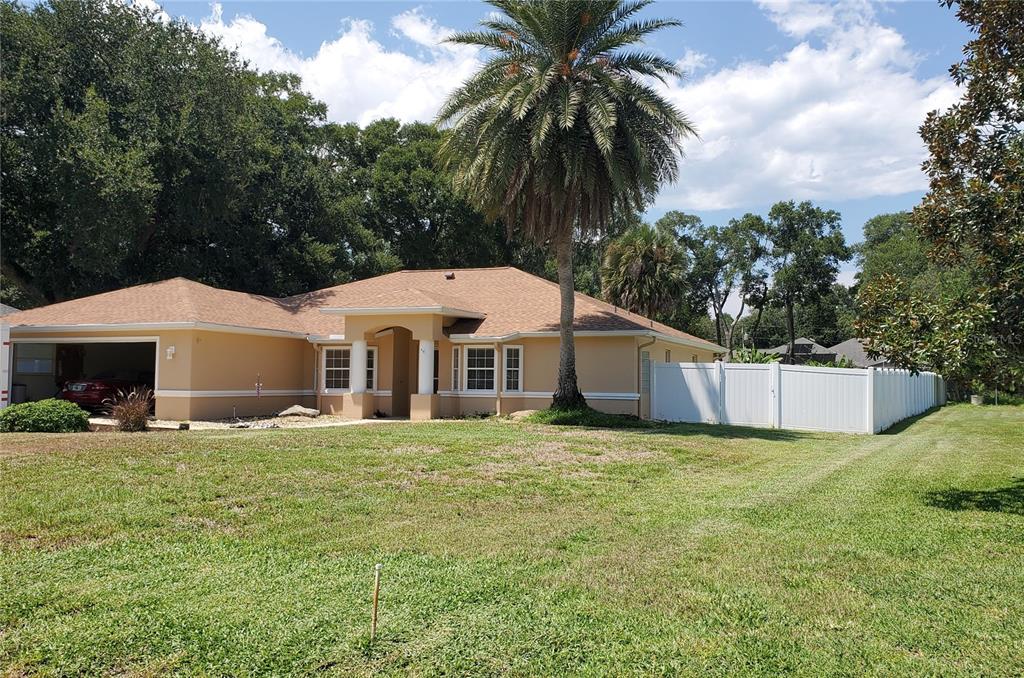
left=828, top=338, right=896, bottom=368
left=764, top=337, right=836, bottom=364
left=0, top=303, right=19, bottom=316
left=0, top=267, right=724, bottom=420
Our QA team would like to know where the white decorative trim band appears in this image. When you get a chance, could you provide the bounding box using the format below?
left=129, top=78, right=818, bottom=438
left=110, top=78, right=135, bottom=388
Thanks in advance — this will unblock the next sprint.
left=11, top=322, right=306, bottom=339
left=438, top=390, right=640, bottom=401
left=156, top=389, right=315, bottom=398
left=446, top=329, right=724, bottom=353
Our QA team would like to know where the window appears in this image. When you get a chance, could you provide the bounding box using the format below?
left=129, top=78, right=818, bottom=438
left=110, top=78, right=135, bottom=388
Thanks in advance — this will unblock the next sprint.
left=16, top=358, right=53, bottom=375
left=504, top=345, right=523, bottom=392
left=640, top=350, right=651, bottom=393
left=665, top=349, right=672, bottom=363
left=465, top=347, right=495, bottom=391
left=324, top=348, right=350, bottom=390
left=691, top=354, right=698, bottom=363
left=433, top=348, right=439, bottom=394
left=366, top=347, right=377, bottom=391
left=451, top=347, right=461, bottom=391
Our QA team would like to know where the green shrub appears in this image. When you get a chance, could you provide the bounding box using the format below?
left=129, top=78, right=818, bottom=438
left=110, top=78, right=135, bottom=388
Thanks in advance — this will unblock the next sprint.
left=0, top=399, right=90, bottom=433
left=806, top=356, right=860, bottom=369
left=732, top=347, right=779, bottom=364
left=105, top=388, right=152, bottom=432
left=526, top=406, right=656, bottom=429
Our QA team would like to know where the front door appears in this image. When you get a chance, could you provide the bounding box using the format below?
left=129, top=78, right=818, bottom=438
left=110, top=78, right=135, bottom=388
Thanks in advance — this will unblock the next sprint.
left=391, top=328, right=411, bottom=417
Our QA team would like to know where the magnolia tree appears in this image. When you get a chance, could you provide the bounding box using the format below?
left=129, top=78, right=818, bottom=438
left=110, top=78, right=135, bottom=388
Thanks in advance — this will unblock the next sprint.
left=856, top=0, right=1024, bottom=393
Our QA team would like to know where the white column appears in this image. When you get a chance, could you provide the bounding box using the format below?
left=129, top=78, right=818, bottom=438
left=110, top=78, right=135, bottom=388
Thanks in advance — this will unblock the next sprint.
left=351, top=340, right=367, bottom=393
left=417, top=340, right=434, bottom=395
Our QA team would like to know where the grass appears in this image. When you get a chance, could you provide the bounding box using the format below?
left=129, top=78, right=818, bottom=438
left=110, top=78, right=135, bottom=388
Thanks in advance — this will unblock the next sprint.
left=1, top=404, right=1022, bottom=676
left=524, top=405, right=657, bottom=428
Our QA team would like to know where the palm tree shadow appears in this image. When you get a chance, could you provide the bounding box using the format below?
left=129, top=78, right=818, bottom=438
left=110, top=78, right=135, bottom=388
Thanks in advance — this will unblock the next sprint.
left=923, top=478, right=1024, bottom=516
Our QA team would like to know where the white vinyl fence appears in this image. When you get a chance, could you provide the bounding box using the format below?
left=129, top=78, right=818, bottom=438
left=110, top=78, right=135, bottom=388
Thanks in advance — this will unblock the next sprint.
left=651, top=362, right=945, bottom=434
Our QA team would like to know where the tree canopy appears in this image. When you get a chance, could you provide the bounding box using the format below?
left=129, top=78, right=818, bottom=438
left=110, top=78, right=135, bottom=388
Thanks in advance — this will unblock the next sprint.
left=856, top=0, right=1024, bottom=391
left=765, top=201, right=851, bottom=361
left=0, top=0, right=540, bottom=306
left=601, top=225, right=687, bottom=321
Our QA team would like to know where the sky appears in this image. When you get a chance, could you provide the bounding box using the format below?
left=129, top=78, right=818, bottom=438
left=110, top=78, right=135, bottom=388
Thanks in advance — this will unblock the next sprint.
left=137, top=0, right=970, bottom=286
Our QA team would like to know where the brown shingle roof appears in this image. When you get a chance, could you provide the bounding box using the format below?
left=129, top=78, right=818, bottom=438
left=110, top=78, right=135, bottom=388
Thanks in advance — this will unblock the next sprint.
left=3, top=278, right=313, bottom=335
left=5, top=268, right=724, bottom=351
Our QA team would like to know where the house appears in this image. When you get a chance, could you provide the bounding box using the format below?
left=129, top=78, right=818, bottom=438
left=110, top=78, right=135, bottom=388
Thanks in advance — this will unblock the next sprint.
left=0, top=303, right=18, bottom=316
left=0, top=267, right=724, bottom=420
left=763, top=337, right=836, bottom=364
left=828, top=338, right=896, bottom=368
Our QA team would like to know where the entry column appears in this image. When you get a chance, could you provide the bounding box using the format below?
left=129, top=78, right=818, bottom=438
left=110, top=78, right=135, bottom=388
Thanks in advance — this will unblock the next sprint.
left=417, top=340, right=434, bottom=395
left=351, top=340, right=367, bottom=393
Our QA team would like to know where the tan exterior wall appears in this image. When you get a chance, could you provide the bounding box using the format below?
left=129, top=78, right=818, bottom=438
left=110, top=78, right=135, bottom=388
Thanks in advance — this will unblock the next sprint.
left=10, top=324, right=718, bottom=421
left=188, top=331, right=312, bottom=391
left=9, top=328, right=315, bottom=420
left=182, top=395, right=316, bottom=420
left=437, top=335, right=677, bottom=418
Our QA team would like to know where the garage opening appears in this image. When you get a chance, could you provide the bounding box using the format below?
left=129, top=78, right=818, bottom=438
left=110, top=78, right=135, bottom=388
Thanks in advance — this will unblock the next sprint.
left=10, top=341, right=156, bottom=411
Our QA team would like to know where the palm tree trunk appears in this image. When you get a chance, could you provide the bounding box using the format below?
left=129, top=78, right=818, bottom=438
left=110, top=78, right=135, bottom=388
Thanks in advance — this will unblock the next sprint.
left=552, top=232, right=586, bottom=410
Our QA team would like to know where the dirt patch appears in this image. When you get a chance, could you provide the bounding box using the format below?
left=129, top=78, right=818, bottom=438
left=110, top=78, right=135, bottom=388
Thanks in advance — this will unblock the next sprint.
left=378, top=439, right=664, bottom=488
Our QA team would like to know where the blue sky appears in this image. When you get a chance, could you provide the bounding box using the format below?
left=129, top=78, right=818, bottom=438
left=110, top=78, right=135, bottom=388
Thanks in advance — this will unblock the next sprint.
left=143, top=0, right=969, bottom=281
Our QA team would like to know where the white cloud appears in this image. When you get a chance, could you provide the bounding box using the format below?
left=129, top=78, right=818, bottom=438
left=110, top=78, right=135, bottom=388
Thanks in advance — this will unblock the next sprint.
left=130, top=0, right=169, bottom=23
left=198, top=3, right=479, bottom=126
left=147, top=1, right=956, bottom=212
left=676, top=49, right=714, bottom=77
left=657, top=0, right=959, bottom=210
left=390, top=8, right=454, bottom=48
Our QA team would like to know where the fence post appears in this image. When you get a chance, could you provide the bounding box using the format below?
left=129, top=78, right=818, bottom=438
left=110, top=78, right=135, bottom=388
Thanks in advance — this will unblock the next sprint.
left=649, top=360, right=657, bottom=421
left=769, top=361, right=781, bottom=429
left=865, top=367, right=876, bottom=434
left=716, top=360, right=724, bottom=425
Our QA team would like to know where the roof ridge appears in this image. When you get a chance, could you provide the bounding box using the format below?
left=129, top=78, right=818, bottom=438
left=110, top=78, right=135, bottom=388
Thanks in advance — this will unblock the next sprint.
left=397, top=266, right=514, bottom=273
left=172, top=277, right=202, bottom=322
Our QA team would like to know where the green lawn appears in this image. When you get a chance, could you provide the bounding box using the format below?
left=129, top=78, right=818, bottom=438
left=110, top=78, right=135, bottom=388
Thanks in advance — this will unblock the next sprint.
left=2, top=405, right=1022, bottom=676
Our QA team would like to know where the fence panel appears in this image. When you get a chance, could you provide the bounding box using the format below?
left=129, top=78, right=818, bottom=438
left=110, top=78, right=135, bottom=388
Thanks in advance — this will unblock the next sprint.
left=721, top=364, right=772, bottom=427
left=651, top=362, right=720, bottom=424
left=652, top=361, right=943, bottom=434
left=780, top=365, right=868, bottom=433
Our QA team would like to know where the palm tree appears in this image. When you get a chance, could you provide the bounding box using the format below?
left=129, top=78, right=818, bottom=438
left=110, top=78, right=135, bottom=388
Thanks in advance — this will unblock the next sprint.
left=437, top=0, right=696, bottom=409
left=601, top=225, right=687, bottom=321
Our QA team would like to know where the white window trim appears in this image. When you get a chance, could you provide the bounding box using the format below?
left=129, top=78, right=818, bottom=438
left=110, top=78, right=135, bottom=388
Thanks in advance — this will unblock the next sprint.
left=320, top=345, right=381, bottom=395
left=451, top=346, right=460, bottom=391
left=366, top=346, right=378, bottom=392
left=461, top=344, right=497, bottom=395
left=322, top=346, right=351, bottom=394
left=503, top=344, right=524, bottom=393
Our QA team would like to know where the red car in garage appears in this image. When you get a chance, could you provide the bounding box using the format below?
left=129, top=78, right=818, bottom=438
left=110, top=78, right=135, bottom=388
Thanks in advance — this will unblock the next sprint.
left=59, top=371, right=153, bottom=412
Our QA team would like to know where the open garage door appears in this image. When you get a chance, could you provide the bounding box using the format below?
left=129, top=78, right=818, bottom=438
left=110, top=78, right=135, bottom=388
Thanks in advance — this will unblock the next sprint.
left=9, top=340, right=156, bottom=411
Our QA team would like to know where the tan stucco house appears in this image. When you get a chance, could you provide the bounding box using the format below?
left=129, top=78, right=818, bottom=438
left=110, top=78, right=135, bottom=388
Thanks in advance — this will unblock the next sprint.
left=0, top=267, right=723, bottom=420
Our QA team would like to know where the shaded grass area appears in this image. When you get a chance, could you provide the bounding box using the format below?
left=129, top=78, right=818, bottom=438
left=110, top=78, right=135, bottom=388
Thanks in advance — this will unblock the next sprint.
left=2, top=405, right=1023, bottom=676
left=524, top=406, right=656, bottom=428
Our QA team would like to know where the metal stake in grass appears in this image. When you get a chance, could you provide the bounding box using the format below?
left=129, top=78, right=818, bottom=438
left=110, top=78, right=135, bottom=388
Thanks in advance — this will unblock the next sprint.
left=370, top=563, right=382, bottom=642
